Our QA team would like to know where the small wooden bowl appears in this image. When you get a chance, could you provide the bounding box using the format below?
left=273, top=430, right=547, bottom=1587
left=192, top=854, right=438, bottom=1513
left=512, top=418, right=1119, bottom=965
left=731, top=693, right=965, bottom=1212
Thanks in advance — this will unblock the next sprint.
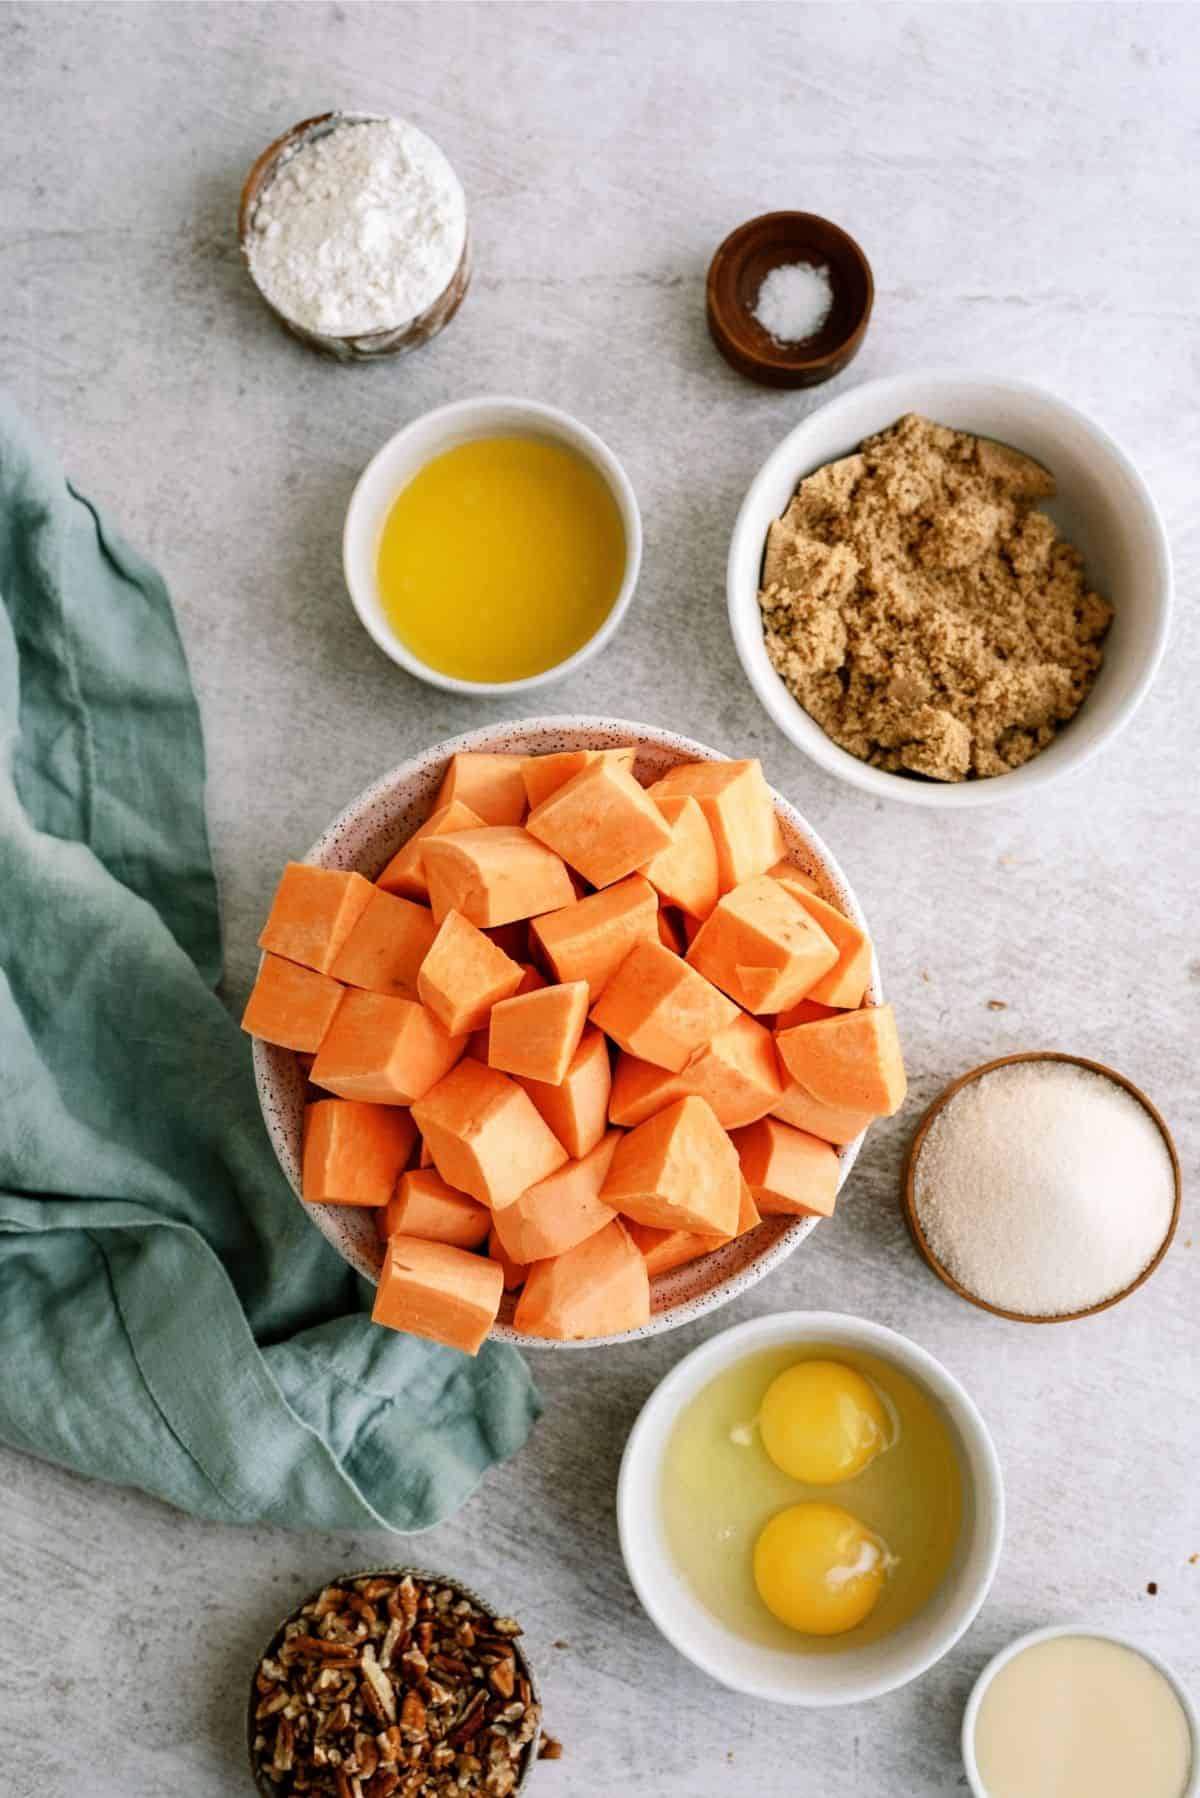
left=247, top=1566, right=541, bottom=1795
left=238, top=112, right=471, bottom=363
left=706, top=211, right=873, bottom=388
left=903, top=1051, right=1182, bottom=1324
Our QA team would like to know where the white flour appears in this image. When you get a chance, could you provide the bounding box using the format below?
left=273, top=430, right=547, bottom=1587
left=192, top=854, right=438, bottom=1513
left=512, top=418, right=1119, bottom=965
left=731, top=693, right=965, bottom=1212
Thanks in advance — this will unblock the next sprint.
left=248, top=116, right=466, bottom=336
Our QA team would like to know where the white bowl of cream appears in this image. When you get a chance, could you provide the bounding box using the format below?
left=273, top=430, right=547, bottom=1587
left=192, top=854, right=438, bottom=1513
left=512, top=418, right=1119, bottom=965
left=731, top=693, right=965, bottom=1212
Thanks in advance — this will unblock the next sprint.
left=963, top=1624, right=1198, bottom=1798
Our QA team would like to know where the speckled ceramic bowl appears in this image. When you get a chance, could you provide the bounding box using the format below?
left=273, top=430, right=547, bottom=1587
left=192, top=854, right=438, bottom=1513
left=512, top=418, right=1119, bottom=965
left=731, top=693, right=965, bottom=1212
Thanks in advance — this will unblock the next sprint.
left=251, top=718, right=884, bottom=1348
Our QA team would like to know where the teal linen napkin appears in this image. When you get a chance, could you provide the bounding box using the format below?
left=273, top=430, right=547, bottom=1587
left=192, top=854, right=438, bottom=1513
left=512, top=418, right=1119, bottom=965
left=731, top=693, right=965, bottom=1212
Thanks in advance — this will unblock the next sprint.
left=0, top=392, right=540, bottom=1529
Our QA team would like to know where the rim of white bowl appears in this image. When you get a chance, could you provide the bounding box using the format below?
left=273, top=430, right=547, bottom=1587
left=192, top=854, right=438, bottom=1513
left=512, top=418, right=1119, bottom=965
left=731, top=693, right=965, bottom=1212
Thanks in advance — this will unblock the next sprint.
left=250, top=717, right=882, bottom=1350
left=342, top=396, right=643, bottom=695
left=727, top=371, right=1173, bottom=809
left=616, top=1310, right=1005, bottom=1703
left=961, top=1622, right=1200, bottom=1797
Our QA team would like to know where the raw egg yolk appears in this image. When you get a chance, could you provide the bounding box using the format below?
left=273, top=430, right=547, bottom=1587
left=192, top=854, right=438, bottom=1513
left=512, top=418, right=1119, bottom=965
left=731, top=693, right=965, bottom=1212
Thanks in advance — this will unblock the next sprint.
left=760, top=1359, right=888, bottom=1485
left=753, top=1502, right=887, bottom=1636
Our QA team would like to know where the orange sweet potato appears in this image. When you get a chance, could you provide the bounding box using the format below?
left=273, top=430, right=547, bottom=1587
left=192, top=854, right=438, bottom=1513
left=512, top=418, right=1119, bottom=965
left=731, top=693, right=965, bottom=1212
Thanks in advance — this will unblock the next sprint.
left=302, top=1099, right=416, bottom=1207
left=328, top=888, right=437, bottom=997
left=492, top=1131, right=620, bottom=1264
left=601, top=1095, right=741, bottom=1235
left=608, top=1011, right=782, bottom=1130
left=488, top=1226, right=528, bottom=1291
left=529, top=874, right=659, bottom=1001
left=488, top=981, right=589, bottom=1087
left=241, top=954, right=343, bottom=1053
left=590, top=939, right=739, bottom=1072
left=379, top=1167, right=490, bottom=1248
left=774, top=1004, right=907, bottom=1117
left=520, top=746, right=637, bottom=811
left=311, top=991, right=466, bottom=1105
left=376, top=800, right=486, bottom=901
left=417, top=910, right=524, bottom=1035
left=771, top=1081, right=874, bottom=1145
left=525, top=758, right=672, bottom=889
left=411, top=1059, right=568, bottom=1209
left=258, top=863, right=374, bottom=974
left=513, top=1219, right=650, bottom=1340
left=639, top=794, right=720, bottom=920
left=422, top=827, right=575, bottom=928
left=731, top=1116, right=840, bottom=1217
left=686, top=874, right=838, bottom=1013
left=434, top=752, right=528, bottom=825
left=372, top=1235, right=502, bottom=1354
left=647, top=760, right=782, bottom=894
left=518, top=1025, right=612, bottom=1160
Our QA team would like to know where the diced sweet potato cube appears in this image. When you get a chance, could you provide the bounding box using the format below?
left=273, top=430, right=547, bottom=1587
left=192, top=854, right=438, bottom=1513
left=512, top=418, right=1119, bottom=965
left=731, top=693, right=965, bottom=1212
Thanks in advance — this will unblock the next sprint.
left=422, top=827, right=575, bottom=928
left=513, top=1219, right=649, bottom=1340
left=526, top=759, right=671, bottom=889
left=379, top=1167, right=490, bottom=1248
left=640, top=794, right=720, bottom=920
left=609, top=1011, right=782, bottom=1130
left=311, top=991, right=466, bottom=1104
left=302, top=1099, right=416, bottom=1206
left=648, top=760, right=782, bottom=894
left=590, top=939, right=739, bottom=1072
left=731, top=1116, right=840, bottom=1217
left=768, top=860, right=821, bottom=899
left=530, top=874, right=658, bottom=1001
left=412, top=1060, right=568, bottom=1209
left=775, top=1004, right=907, bottom=1117
left=258, top=863, right=374, bottom=974
left=626, top=1184, right=758, bottom=1277
left=515, top=963, right=547, bottom=995
left=488, top=981, right=589, bottom=1086
left=417, top=910, right=524, bottom=1035
left=774, top=997, right=841, bottom=1030
left=241, top=954, right=343, bottom=1052
left=656, top=907, right=687, bottom=954
left=601, top=1096, right=741, bottom=1235
left=521, top=746, right=637, bottom=811
left=686, top=875, right=838, bottom=1013
left=488, top=1226, right=528, bottom=1291
left=376, top=801, right=486, bottom=901
left=518, top=1026, right=611, bottom=1159
left=625, top=1219, right=724, bottom=1277
left=493, top=1131, right=620, bottom=1264
left=773, top=886, right=871, bottom=1010
left=372, top=1234, right=502, bottom=1354
left=434, top=752, right=528, bottom=825
left=772, top=1080, right=874, bottom=1144
left=328, top=888, right=437, bottom=996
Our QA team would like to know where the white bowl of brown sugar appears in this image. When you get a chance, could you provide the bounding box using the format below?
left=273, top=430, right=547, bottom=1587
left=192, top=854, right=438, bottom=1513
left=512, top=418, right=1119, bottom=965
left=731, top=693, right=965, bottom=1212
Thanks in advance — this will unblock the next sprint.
left=727, top=374, right=1172, bottom=808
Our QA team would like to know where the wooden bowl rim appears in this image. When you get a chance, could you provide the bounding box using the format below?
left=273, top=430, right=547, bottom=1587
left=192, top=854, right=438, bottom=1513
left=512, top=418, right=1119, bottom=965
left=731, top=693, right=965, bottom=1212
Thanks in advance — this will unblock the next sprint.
left=246, top=1565, right=541, bottom=1796
left=902, top=1050, right=1182, bottom=1324
left=705, top=208, right=874, bottom=379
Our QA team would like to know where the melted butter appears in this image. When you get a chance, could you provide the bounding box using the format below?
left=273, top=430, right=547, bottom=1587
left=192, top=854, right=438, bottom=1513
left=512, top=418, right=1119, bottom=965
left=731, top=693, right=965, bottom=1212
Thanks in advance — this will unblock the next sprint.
left=376, top=435, right=626, bottom=683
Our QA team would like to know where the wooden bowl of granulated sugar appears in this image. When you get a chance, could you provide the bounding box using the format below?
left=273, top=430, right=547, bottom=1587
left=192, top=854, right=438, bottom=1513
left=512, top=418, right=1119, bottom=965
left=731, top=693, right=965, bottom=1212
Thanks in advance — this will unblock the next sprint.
left=903, top=1052, right=1181, bottom=1324
left=238, top=111, right=470, bottom=361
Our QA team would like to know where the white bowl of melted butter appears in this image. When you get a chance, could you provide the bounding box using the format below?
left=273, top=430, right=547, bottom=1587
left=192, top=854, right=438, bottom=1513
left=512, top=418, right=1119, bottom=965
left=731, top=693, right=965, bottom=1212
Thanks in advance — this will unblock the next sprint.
left=616, top=1310, right=1004, bottom=1705
left=963, top=1625, right=1197, bottom=1798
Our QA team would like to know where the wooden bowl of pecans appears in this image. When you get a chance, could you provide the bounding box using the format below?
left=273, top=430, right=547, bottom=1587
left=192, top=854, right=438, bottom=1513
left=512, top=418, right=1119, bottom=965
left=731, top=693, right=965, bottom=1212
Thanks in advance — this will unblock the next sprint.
left=248, top=1568, right=550, bottom=1796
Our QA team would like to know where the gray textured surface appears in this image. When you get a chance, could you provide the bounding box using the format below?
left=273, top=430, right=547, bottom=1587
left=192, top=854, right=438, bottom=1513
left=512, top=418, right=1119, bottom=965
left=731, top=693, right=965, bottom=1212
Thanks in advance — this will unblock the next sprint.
left=2, top=4, right=1197, bottom=1794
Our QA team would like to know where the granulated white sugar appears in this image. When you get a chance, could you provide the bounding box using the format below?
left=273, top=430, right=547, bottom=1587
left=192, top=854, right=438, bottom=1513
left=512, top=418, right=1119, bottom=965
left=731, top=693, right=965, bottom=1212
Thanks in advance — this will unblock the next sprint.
left=913, top=1061, right=1175, bottom=1316
left=248, top=116, right=466, bottom=336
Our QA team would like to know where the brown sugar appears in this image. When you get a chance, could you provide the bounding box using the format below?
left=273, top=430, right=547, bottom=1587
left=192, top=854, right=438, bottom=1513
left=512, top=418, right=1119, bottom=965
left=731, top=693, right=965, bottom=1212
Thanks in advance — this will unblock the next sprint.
left=758, top=414, right=1113, bottom=781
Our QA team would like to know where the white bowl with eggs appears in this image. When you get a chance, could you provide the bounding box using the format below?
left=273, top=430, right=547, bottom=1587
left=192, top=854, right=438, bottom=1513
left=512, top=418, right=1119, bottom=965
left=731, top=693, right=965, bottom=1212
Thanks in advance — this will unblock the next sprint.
left=727, top=372, right=1172, bottom=808
left=251, top=719, right=883, bottom=1349
left=617, top=1310, right=1004, bottom=1704
left=342, top=396, right=642, bottom=695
